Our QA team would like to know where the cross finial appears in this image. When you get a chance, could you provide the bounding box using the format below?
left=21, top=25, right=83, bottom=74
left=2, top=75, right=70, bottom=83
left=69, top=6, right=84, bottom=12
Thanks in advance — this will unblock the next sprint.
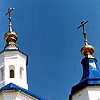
left=5, top=7, right=15, bottom=32
left=77, top=20, right=88, bottom=45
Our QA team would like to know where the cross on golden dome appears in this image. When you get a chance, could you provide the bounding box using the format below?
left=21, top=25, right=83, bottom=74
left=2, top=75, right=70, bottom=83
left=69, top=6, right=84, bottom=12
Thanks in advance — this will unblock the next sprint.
left=77, top=20, right=94, bottom=58
left=4, top=7, right=18, bottom=50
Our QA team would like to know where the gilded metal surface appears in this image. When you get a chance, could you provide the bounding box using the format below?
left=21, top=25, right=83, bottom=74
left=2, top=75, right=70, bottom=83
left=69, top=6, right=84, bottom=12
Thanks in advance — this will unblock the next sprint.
left=4, top=8, right=18, bottom=49
left=81, top=45, right=94, bottom=58
left=4, top=32, right=18, bottom=41
left=78, top=20, right=95, bottom=58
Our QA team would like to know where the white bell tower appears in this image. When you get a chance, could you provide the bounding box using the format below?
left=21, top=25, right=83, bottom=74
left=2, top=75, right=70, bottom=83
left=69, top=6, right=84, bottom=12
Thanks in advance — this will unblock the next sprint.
left=0, top=8, right=28, bottom=90
left=0, top=7, right=46, bottom=100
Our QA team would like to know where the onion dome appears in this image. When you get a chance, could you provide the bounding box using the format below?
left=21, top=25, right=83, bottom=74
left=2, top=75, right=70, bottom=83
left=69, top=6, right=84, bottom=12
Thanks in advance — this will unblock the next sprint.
left=81, top=44, right=94, bottom=58
left=4, top=8, right=18, bottom=50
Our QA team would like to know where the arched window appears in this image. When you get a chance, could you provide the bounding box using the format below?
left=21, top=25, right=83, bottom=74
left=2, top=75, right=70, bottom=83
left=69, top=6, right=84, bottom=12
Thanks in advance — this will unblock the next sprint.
left=20, top=67, right=24, bottom=80
left=10, top=70, right=14, bottom=78
left=0, top=67, right=4, bottom=81
left=9, top=66, right=15, bottom=78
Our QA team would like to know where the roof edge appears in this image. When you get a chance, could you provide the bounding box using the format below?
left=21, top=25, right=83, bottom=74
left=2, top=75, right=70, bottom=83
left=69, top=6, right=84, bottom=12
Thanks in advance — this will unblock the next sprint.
left=0, top=83, right=47, bottom=100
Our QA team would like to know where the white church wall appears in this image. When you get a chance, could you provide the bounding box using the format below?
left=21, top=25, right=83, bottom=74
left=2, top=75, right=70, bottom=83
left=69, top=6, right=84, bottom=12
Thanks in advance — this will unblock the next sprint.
left=88, top=86, right=100, bottom=100
left=72, top=87, right=89, bottom=100
left=71, top=86, right=100, bottom=100
left=0, top=91, right=38, bottom=100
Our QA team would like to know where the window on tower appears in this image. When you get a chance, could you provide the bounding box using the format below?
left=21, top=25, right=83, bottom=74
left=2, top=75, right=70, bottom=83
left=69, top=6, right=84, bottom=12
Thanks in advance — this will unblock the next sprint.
left=0, top=67, right=4, bottom=81
left=10, top=69, right=14, bottom=78
left=20, top=67, right=24, bottom=80
left=9, top=65, right=15, bottom=78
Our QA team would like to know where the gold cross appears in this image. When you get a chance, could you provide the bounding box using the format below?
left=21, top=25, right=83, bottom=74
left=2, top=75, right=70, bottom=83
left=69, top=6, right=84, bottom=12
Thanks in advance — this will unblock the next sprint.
left=5, top=8, right=15, bottom=32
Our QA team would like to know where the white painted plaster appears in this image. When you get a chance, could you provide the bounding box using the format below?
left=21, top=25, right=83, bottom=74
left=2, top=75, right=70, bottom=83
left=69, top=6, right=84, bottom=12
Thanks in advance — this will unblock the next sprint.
left=71, top=86, right=100, bottom=100
left=0, top=90, right=37, bottom=100
left=0, top=51, right=28, bottom=89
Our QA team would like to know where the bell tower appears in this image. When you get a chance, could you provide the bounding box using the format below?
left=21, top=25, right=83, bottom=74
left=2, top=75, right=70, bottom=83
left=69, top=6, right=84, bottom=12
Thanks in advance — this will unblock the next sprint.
left=0, top=7, right=46, bottom=100
left=69, top=20, right=100, bottom=100
left=0, top=8, right=28, bottom=90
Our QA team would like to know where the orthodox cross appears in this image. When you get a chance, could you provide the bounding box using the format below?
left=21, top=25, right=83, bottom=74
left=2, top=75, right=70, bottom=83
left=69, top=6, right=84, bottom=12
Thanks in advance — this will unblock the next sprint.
left=77, top=20, right=88, bottom=45
left=5, top=8, right=15, bottom=32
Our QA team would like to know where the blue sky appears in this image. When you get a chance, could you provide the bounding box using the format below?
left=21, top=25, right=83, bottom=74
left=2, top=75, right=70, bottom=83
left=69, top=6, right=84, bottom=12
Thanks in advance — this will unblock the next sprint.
left=0, top=0, right=100, bottom=100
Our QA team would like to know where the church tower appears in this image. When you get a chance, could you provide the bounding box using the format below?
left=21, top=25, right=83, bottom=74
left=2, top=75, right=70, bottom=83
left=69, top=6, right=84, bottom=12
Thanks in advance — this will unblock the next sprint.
left=69, top=20, right=100, bottom=100
left=0, top=8, right=28, bottom=90
left=0, top=8, right=46, bottom=100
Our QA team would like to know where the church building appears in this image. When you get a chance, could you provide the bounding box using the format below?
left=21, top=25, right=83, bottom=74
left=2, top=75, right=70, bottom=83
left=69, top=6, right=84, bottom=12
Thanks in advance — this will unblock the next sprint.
left=69, top=20, right=100, bottom=100
left=0, top=8, right=46, bottom=100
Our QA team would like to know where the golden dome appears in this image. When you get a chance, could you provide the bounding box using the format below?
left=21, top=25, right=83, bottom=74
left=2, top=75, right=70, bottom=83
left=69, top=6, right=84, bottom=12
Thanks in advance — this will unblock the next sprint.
left=4, top=31, right=18, bottom=49
left=77, top=20, right=95, bottom=58
left=4, top=8, right=19, bottom=49
left=4, top=31, right=18, bottom=42
left=81, top=44, right=94, bottom=58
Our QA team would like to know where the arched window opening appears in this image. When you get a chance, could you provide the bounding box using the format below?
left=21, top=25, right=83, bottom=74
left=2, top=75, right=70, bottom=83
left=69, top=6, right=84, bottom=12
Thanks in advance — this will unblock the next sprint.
left=20, top=67, right=24, bottom=80
left=10, top=70, right=14, bottom=78
left=0, top=67, right=4, bottom=81
left=9, top=65, right=15, bottom=78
